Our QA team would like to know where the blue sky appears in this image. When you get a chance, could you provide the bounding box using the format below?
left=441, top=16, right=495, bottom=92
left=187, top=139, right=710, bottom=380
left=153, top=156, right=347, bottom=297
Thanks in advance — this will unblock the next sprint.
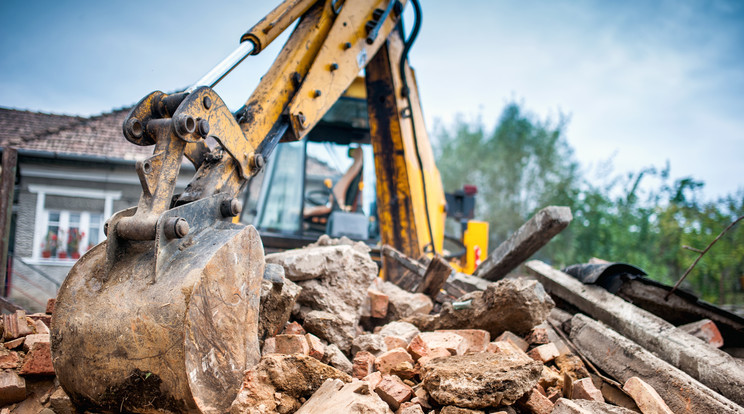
left=2, top=0, right=743, bottom=199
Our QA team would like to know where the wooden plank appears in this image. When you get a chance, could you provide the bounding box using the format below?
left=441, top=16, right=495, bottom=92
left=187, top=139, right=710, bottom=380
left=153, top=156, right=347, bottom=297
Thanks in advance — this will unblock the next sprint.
left=570, top=314, right=744, bottom=414
left=0, top=148, right=18, bottom=297
left=474, top=206, right=572, bottom=281
left=526, top=260, right=744, bottom=407
left=416, top=256, right=452, bottom=299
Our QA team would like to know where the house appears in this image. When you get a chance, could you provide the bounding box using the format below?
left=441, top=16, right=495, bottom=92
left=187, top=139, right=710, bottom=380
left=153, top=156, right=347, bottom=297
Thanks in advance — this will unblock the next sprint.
left=0, top=106, right=194, bottom=311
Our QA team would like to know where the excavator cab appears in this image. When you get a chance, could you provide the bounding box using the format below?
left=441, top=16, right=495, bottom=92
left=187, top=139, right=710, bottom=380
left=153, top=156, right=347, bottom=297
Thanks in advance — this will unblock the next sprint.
left=241, top=89, right=381, bottom=251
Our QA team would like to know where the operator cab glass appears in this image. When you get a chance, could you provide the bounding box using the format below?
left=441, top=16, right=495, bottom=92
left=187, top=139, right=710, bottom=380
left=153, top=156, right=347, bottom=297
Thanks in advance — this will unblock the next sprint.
left=240, top=95, right=379, bottom=251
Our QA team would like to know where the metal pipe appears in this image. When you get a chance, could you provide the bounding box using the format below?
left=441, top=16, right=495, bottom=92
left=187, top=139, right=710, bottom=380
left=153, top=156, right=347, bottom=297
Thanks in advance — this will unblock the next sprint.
left=187, top=41, right=256, bottom=93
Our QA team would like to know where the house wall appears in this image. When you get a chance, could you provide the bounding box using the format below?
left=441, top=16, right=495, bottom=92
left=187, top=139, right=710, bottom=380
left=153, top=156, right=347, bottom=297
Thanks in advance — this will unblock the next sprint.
left=8, top=156, right=196, bottom=311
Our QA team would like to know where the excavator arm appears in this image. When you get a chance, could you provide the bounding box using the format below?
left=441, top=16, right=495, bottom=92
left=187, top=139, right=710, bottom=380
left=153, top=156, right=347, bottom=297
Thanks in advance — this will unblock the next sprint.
left=51, top=1, right=445, bottom=413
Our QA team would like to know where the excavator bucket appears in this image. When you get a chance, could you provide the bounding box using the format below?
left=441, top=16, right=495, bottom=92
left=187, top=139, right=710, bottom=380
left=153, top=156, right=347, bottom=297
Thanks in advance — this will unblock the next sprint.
left=51, top=194, right=265, bottom=413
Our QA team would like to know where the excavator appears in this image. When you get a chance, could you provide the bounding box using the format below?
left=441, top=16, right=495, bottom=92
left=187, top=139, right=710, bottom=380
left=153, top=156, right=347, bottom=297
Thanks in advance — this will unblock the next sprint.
left=51, top=0, right=488, bottom=412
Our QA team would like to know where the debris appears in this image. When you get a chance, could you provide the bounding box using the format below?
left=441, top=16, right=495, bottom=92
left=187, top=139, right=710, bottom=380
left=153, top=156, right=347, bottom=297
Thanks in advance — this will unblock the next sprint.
left=374, top=375, right=413, bottom=411
left=623, top=377, right=674, bottom=414
left=384, top=335, right=408, bottom=351
left=352, top=333, right=387, bottom=356
left=377, top=280, right=434, bottom=320
left=415, top=332, right=467, bottom=356
left=304, top=333, right=325, bottom=361
left=294, top=378, right=393, bottom=414
left=19, top=341, right=55, bottom=375
left=22, top=333, right=50, bottom=352
left=678, top=319, right=723, bottom=348
left=517, top=387, right=554, bottom=414
left=554, top=398, right=638, bottom=414
left=368, top=289, right=390, bottom=318
left=494, top=331, right=529, bottom=352
left=527, top=260, right=744, bottom=407
left=265, top=244, right=373, bottom=282
left=527, top=343, right=560, bottom=363
left=49, top=387, right=76, bottom=414
left=375, top=348, right=414, bottom=376
left=45, top=298, right=56, bottom=315
left=439, top=407, right=485, bottom=414
left=0, top=348, right=21, bottom=369
left=435, top=329, right=490, bottom=353
left=2, top=310, right=33, bottom=340
left=353, top=351, right=377, bottom=379
left=302, top=310, right=356, bottom=353
left=405, top=278, right=555, bottom=337
left=525, top=326, right=550, bottom=345
left=379, top=321, right=421, bottom=343
left=420, top=352, right=542, bottom=409
left=258, top=270, right=302, bottom=341
left=283, top=321, right=306, bottom=336
left=474, top=206, right=572, bottom=281
left=569, top=313, right=744, bottom=414
left=416, top=256, right=453, bottom=299
left=571, top=378, right=604, bottom=402
left=0, top=370, right=26, bottom=406
left=275, top=334, right=311, bottom=356
left=230, top=354, right=351, bottom=414
left=321, top=343, right=352, bottom=374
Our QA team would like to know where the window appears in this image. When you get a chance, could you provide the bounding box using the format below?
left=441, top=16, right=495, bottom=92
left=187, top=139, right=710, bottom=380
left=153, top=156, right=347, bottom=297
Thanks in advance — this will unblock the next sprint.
left=29, top=185, right=121, bottom=264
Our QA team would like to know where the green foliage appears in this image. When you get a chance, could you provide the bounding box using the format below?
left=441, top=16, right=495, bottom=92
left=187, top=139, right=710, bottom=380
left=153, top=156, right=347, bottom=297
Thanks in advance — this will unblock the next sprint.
left=434, top=102, right=744, bottom=305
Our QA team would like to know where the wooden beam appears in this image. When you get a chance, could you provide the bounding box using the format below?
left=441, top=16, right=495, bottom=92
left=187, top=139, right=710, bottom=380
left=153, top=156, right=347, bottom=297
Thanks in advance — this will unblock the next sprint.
left=416, top=256, right=452, bottom=299
left=526, top=260, right=744, bottom=407
left=474, top=206, right=572, bottom=281
left=570, top=313, right=744, bottom=414
left=0, top=147, right=18, bottom=297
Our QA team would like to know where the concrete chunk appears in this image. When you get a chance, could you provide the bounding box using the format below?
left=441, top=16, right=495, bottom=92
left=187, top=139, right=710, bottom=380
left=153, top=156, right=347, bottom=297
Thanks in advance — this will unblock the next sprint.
left=295, top=379, right=393, bottom=414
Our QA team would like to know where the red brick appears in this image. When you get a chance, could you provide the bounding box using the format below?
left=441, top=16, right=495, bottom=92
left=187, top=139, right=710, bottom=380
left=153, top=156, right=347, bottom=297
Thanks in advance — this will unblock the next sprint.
left=396, top=401, right=425, bottom=414
left=304, top=333, right=325, bottom=361
left=282, top=321, right=306, bottom=335
left=376, top=348, right=414, bottom=376
left=368, top=289, right=389, bottom=318
left=623, top=376, right=674, bottom=414
left=33, top=319, right=50, bottom=335
left=678, top=319, right=724, bottom=348
left=28, top=313, right=52, bottom=329
left=0, top=349, right=22, bottom=369
left=375, top=375, right=413, bottom=411
left=353, top=351, right=376, bottom=379
left=494, top=330, right=529, bottom=352
left=2, top=310, right=33, bottom=341
left=363, top=370, right=383, bottom=389
left=407, top=334, right=430, bottom=360
left=417, top=332, right=467, bottom=355
left=527, top=343, right=560, bottom=363
left=262, top=337, right=277, bottom=355
left=23, top=333, right=50, bottom=352
left=518, top=387, right=554, bottom=414
left=385, top=335, right=408, bottom=351
left=571, top=378, right=604, bottom=402
left=436, top=329, right=490, bottom=353
left=274, top=334, right=310, bottom=355
left=525, top=327, right=550, bottom=345
left=486, top=341, right=532, bottom=363
left=0, top=370, right=26, bottom=405
left=416, top=347, right=452, bottom=367
left=3, top=337, right=24, bottom=350
left=19, top=342, right=55, bottom=375
left=46, top=298, right=56, bottom=315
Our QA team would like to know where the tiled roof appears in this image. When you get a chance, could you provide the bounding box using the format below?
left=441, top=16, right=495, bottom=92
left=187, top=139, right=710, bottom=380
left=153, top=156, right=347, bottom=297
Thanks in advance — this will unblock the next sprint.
left=0, top=107, right=153, bottom=161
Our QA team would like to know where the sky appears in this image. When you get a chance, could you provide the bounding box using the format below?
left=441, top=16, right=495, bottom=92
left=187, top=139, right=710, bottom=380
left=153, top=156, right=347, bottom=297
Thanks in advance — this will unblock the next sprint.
left=1, top=0, right=743, bottom=199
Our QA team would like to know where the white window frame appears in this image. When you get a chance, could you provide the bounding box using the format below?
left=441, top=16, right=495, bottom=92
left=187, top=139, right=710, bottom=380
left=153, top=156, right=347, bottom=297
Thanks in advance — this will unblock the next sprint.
left=27, top=185, right=121, bottom=265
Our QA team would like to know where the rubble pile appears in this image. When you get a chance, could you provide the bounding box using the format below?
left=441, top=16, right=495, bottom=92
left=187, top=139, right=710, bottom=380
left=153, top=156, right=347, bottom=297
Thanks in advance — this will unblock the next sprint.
left=2, top=232, right=743, bottom=413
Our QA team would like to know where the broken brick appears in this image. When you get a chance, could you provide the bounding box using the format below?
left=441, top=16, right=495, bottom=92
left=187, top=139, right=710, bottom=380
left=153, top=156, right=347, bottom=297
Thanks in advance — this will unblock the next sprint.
left=375, top=375, right=413, bottom=411
left=436, top=329, right=490, bottom=353
left=46, top=298, right=56, bottom=315
left=384, top=335, right=408, bottom=351
left=275, top=334, right=310, bottom=355
left=396, top=402, right=425, bottom=414
left=518, top=387, right=554, bottom=414
left=486, top=341, right=532, bottom=363
left=416, top=332, right=467, bottom=356
left=368, top=289, right=389, bottom=318
left=2, top=310, right=33, bottom=341
left=551, top=398, right=592, bottom=414
left=527, top=342, right=560, bottom=363
left=19, top=342, right=55, bottom=375
left=262, top=337, right=277, bottom=355
left=363, top=371, right=383, bottom=389
left=525, top=327, right=550, bottom=345
left=3, top=337, right=24, bottom=349
left=494, top=331, right=529, bottom=352
left=416, top=347, right=452, bottom=367
left=623, top=376, right=674, bottom=414
left=439, top=407, right=485, bottom=414
left=0, top=370, right=26, bottom=405
left=304, top=333, right=325, bottom=360
left=0, top=349, right=22, bottom=369
left=678, top=319, right=724, bottom=348
left=353, top=351, right=376, bottom=379
left=23, top=333, right=50, bottom=352
left=407, top=334, right=430, bottom=360
left=375, top=348, right=415, bottom=376
left=571, top=378, right=604, bottom=402
left=283, top=321, right=306, bottom=335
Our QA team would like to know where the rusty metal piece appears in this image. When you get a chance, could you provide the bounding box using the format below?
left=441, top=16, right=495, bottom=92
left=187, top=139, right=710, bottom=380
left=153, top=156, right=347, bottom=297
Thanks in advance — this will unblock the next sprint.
left=198, top=119, right=210, bottom=137
left=52, top=194, right=265, bottom=413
